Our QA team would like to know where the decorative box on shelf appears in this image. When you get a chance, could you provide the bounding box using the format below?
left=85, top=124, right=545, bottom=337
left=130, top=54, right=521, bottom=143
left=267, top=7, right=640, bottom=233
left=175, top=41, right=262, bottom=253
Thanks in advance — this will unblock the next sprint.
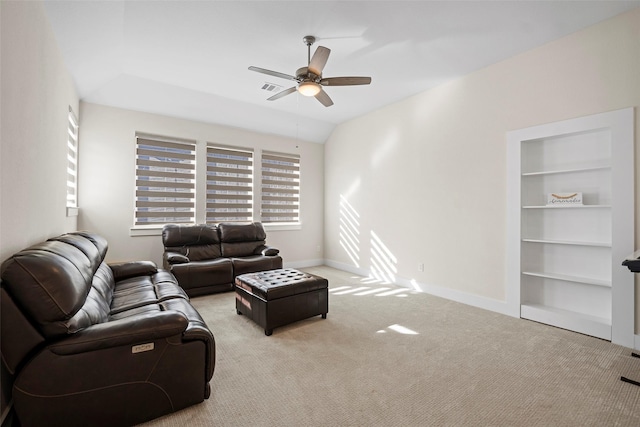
left=546, top=192, right=583, bottom=206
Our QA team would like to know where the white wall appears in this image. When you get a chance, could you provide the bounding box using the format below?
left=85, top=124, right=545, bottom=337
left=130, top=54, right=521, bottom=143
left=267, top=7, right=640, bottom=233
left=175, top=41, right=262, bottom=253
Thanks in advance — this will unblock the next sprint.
left=78, top=102, right=324, bottom=267
left=0, top=0, right=80, bottom=264
left=0, top=0, right=80, bottom=415
left=324, top=8, right=640, bottom=318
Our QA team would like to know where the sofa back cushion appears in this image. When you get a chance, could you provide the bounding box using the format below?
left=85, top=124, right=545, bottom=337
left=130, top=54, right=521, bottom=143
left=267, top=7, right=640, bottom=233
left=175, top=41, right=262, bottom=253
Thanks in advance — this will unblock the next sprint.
left=0, top=232, right=109, bottom=338
left=162, top=224, right=222, bottom=261
left=219, top=222, right=267, bottom=257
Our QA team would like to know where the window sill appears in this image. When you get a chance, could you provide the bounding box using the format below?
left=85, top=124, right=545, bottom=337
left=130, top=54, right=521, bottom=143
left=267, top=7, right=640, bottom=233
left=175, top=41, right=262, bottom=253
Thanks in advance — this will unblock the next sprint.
left=263, top=222, right=302, bottom=232
left=130, top=222, right=301, bottom=236
left=130, top=226, right=163, bottom=237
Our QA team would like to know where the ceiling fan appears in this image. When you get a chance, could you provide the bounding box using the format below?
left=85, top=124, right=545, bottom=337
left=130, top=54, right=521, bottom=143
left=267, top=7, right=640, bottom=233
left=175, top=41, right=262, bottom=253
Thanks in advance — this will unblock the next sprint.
left=248, top=35, right=372, bottom=107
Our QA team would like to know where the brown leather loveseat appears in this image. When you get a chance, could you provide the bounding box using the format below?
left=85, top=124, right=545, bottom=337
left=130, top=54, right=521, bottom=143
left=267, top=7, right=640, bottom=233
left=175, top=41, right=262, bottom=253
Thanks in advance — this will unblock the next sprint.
left=0, top=231, right=215, bottom=427
left=162, top=222, right=283, bottom=297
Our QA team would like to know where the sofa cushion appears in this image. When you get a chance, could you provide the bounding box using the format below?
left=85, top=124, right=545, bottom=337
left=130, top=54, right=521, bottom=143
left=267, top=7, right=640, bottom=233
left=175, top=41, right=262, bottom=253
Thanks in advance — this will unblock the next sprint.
left=62, top=263, right=114, bottom=334
left=219, top=222, right=267, bottom=257
left=218, top=222, right=265, bottom=242
left=169, top=258, right=233, bottom=289
left=185, top=245, right=222, bottom=261
left=163, top=224, right=222, bottom=261
left=162, top=224, right=220, bottom=246
left=73, top=231, right=109, bottom=260
left=0, top=239, right=100, bottom=338
left=49, top=233, right=104, bottom=273
left=110, top=271, right=189, bottom=315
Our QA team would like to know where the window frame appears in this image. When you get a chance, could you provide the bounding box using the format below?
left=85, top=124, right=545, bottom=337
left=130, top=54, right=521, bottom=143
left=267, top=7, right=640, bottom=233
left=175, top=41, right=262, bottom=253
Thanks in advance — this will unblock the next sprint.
left=260, top=150, right=301, bottom=226
left=206, top=144, right=254, bottom=224
left=66, top=106, right=79, bottom=216
left=133, top=135, right=197, bottom=228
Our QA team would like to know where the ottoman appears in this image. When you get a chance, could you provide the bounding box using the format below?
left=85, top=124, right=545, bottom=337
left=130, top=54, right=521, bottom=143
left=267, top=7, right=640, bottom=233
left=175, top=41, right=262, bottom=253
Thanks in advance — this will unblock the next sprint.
left=235, top=268, right=328, bottom=335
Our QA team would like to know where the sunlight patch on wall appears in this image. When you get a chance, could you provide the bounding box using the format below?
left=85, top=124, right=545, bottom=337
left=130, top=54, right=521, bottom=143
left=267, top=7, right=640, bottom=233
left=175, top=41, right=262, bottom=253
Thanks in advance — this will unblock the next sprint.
left=343, top=177, right=361, bottom=199
left=371, top=127, right=400, bottom=168
left=370, top=230, right=397, bottom=284
left=339, top=195, right=361, bottom=268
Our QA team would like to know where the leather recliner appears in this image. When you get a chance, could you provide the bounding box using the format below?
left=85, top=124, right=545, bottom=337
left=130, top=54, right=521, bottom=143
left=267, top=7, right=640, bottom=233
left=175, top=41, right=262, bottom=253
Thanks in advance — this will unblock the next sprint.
left=162, top=222, right=283, bottom=297
left=0, top=231, right=215, bottom=427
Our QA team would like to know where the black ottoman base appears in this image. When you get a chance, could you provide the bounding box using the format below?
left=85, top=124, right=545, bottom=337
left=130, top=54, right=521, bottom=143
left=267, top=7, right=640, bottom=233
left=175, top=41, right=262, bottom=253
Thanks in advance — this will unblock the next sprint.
left=235, top=269, right=328, bottom=336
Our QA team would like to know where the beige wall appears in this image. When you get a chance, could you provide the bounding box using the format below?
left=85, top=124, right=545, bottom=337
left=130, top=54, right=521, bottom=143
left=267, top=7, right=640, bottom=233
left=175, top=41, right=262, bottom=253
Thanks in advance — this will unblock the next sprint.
left=78, top=102, right=324, bottom=267
left=0, top=0, right=80, bottom=415
left=324, top=9, right=640, bottom=316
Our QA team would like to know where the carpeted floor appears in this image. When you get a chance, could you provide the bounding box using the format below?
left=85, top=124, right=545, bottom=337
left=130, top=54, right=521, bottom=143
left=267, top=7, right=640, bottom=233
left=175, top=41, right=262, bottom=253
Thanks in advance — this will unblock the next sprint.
left=141, top=266, right=640, bottom=426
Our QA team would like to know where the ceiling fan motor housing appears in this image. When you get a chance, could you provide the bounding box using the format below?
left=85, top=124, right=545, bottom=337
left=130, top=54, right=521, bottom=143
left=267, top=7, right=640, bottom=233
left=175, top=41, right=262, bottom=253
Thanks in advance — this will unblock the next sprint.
left=296, top=67, right=320, bottom=82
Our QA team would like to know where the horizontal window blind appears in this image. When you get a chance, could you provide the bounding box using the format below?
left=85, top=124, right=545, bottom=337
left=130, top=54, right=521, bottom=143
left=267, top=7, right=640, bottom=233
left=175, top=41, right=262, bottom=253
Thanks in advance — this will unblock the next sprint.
left=261, top=151, right=300, bottom=224
left=206, top=145, right=253, bottom=223
left=135, top=137, right=196, bottom=225
left=66, top=108, right=79, bottom=208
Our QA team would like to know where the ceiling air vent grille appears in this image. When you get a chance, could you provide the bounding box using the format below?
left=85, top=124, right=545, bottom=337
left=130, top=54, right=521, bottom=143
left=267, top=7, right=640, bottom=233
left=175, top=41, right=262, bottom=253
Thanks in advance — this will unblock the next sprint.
left=261, top=82, right=283, bottom=93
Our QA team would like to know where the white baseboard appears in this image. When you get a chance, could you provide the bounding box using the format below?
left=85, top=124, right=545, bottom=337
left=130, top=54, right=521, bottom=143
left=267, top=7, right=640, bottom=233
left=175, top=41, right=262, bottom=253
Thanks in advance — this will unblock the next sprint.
left=634, top=334, right=640, bottom=351
left=324, top=259, right=516, bottom=317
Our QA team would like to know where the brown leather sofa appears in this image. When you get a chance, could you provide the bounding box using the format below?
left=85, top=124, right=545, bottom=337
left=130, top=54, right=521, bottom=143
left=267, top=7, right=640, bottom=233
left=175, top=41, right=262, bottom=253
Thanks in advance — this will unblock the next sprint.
left=162, top=222, right=283, bottom=297
left=0, top=232, right=215, bottom=427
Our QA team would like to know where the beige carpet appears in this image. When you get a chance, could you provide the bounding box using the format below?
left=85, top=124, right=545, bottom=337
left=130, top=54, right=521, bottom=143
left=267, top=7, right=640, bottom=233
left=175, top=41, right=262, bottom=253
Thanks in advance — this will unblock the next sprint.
left=141, top=266, right=640, bottom=426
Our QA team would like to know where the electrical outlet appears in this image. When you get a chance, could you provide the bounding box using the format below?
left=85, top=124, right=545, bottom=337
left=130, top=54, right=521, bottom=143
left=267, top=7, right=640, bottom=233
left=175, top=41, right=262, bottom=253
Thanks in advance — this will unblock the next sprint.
left=418, top=263, right=424, bottom=272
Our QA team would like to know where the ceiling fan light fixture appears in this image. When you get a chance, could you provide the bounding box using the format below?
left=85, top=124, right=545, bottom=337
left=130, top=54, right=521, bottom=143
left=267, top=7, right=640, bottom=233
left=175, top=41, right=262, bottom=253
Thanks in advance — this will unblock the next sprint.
left=298, top=81, right=321, bottom=97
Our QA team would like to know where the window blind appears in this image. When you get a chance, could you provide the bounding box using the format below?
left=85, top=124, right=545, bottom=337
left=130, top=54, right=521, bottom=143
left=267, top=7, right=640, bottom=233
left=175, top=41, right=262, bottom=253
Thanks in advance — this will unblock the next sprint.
left=206, top=145, right=253, bottom=223
left=261, top=151, right=300, bottom=224
left=66, top=108, right=79, bottom=208
left=135, top=137, right=196, bottom=225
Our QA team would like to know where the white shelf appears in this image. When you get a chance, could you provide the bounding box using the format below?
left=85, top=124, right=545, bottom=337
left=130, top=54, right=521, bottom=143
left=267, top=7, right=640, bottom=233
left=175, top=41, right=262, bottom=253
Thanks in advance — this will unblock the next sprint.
left=522, top=271, right=611, bottom=287
left=521, top=304, right=611, bottom=340
left=522, top=165, right=611, bottom=176
left=521, top=238, right=611, bottom=247
left=506, top=108, right=634, bottom=346
left=522, top=204, right=610, bottom=209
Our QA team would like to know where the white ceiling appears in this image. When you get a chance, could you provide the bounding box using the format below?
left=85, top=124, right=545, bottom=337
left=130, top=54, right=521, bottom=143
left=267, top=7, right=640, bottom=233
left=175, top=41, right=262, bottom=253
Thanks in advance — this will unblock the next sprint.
left=43, top=0, right=640, bottom=143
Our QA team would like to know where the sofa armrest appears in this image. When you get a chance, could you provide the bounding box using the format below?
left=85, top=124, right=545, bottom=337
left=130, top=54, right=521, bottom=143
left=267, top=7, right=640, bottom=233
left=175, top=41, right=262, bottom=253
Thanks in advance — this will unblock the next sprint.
left=49, top=311, right=188, bottom=355
left=109, top=260, right=158, bottom=281
left=256, top=245, right=279, bottom=256
left=165, top=251, right=190, bottom=264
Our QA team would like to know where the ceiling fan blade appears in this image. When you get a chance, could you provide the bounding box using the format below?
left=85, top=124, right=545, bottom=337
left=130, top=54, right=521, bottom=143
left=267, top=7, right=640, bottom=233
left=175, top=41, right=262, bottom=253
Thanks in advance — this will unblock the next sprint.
left=267, top=86, right=297, bottom=101
left=314, top=88, right=334, bottom=107
left=248, top=66, right=297, bottom=82
left=308, top=46, right=331, bottom=76
left=320, top=76, right=372, bottom=86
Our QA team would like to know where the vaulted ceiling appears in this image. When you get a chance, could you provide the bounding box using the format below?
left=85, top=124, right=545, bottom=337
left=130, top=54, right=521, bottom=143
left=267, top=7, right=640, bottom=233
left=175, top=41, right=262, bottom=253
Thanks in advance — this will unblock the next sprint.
left=43, top=1, right=640, bottom=143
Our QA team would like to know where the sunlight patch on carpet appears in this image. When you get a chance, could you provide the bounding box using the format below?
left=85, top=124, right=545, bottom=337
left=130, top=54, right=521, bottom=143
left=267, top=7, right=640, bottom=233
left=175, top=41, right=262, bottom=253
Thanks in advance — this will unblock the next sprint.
left=377, top=324, right=420, bottom=335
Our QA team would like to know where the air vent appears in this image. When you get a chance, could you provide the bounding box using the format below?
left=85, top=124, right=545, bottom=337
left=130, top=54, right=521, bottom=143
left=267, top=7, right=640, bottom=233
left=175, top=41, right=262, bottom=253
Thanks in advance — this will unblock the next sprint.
left=261, top=82, right=283, bottom=93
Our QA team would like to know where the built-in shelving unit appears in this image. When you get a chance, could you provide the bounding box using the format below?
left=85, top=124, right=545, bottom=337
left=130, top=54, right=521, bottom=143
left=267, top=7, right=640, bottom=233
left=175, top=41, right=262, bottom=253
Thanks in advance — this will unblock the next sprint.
left=506, top=108, right=634, bottom=347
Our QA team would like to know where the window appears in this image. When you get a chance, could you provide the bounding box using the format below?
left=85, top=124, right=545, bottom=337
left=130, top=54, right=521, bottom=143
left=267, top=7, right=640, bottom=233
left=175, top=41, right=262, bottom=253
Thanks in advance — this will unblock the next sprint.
left=66, top=107, right=79, bottom=208
left=134, top=136, right=196, bottom=225
left=261, top=151, right=300, bottom=224
left=131, top=136, right=301, bottom=231
left=206, top=145, right=254, bottom=223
